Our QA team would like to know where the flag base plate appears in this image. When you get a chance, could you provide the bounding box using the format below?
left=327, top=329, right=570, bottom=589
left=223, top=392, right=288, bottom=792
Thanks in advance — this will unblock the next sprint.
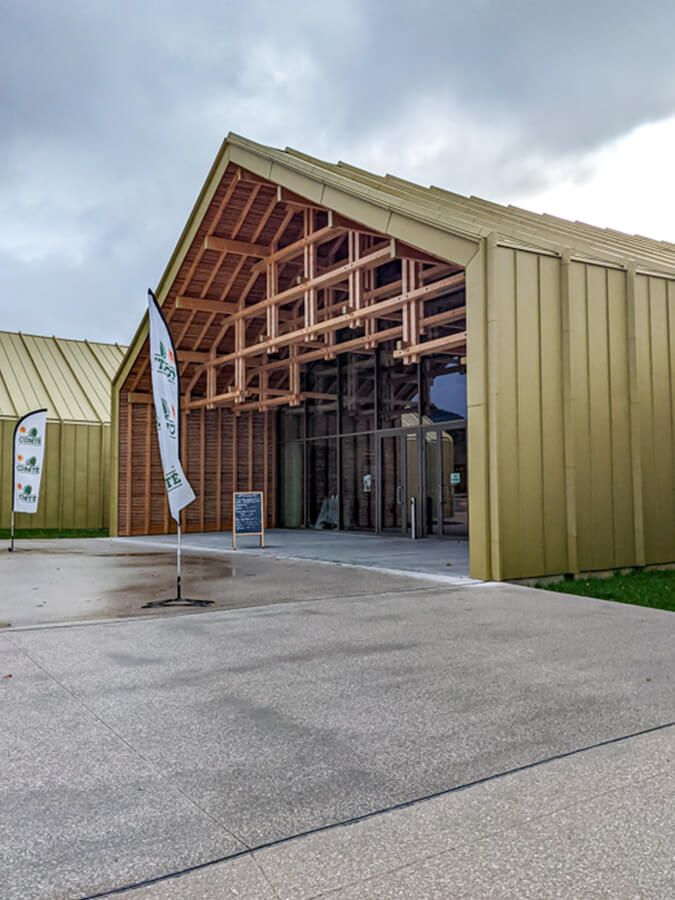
left=142, top=597, right=214, bottom=608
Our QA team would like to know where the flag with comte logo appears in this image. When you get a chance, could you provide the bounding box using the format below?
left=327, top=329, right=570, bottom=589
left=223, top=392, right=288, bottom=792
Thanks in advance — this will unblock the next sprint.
left=147, top=290, right=195, bottom=522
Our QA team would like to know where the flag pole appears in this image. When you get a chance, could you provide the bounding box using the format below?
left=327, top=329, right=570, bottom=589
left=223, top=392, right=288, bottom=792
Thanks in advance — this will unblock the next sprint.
left=9, top=510, right=15, bottom=553
left=176, top=523, right=182, bottom=601
left=142, top=289, right=211, bottom=609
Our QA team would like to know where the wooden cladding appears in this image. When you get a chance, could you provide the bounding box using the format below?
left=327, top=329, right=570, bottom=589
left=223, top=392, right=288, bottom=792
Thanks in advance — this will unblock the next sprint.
left=118, top=389, right=275, bottom=536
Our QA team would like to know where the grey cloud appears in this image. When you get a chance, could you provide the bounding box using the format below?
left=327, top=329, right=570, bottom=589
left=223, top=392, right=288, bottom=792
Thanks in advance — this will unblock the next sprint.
left=2, top=0, right=675, bottom=342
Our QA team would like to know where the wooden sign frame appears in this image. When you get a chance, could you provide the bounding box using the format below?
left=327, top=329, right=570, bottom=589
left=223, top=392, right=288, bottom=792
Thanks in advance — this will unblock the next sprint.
left=232, top=491, right=265, bottom=549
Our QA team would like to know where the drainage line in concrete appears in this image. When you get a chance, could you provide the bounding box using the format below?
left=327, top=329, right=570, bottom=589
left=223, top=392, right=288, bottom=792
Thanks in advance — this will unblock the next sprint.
left=78, top=717, right=675, bottom=899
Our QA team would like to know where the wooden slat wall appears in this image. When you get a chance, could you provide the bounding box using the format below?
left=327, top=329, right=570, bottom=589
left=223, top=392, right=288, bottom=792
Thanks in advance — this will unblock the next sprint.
left=118, top=387, right=276, bottom=535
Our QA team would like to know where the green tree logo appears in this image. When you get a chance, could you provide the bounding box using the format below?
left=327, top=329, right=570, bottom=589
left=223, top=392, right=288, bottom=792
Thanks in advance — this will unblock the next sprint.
left=28, top=427, right=38, bottom=438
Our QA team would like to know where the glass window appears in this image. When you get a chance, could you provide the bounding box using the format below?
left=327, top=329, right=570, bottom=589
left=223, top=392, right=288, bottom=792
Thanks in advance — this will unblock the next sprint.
left=305, top=360, right=338, bottom=437
left=378, top=347, right=419, bottom=428
left=279, top=439, right=304, bottom=527
left=423, top=357, right=467, bottom=423
left=307, top=439, right=338, bottom=529
left=341, top=433, right=375, bottom=531
left=340, top=353, right=376, bottom=433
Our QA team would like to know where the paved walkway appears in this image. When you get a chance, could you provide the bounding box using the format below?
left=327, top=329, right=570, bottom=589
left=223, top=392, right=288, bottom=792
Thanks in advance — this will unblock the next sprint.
left=118, top=527, right=473, bottom=582
left=2, top=579, right=673, bottom=898
left=0, top=538, right=425, bottom=628
left=125, top=723, right=675, bottom=899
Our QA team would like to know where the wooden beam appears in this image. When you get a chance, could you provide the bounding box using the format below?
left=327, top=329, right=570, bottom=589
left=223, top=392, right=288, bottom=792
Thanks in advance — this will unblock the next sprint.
left=176, top=296, right=238, bottom=315
left=393, top=331, right=467, bottom=359
left=420, top=306, right=466, bottom=331
left=144, top=404, right=151, bottom=534
left=204, top=235, right=271, bottom=257
left=247, top=305, right=465, bottom=378
left=177, top=350, right=210, bottom=363
left=234, top=394, right=298, bottom=413
left=221, top=243, right=394, bottom=337
left=204, top=270, right=463, bottom=370
left=127, top=392, right=152, bottom=404
left=185, top=389, right=241, bottom=411
left=251, top=224, right=346, bottom=274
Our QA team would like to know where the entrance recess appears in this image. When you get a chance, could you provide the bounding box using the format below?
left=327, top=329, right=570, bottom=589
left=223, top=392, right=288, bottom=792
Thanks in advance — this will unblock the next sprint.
left=377, top=425, right=467, bottom=539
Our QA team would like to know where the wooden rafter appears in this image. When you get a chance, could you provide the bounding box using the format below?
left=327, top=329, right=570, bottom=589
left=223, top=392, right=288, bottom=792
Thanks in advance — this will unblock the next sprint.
left=204, top=236, right=271, bottom=257
left=128, top=163, right=468, bottom=416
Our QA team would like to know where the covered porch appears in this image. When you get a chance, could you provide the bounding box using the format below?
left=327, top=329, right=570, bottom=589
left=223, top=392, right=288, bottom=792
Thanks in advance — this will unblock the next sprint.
left=116, top=527, right=473, bottom=583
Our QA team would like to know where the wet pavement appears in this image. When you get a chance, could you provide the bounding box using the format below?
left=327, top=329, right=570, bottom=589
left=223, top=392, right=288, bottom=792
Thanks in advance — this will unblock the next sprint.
left=0, top=538, right=427, bottom=628
left=119, top=527, right=474, bottom=582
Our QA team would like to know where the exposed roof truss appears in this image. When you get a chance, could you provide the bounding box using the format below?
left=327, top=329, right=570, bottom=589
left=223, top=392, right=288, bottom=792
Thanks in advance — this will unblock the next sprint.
left=125, top=164, right=467, bottom=413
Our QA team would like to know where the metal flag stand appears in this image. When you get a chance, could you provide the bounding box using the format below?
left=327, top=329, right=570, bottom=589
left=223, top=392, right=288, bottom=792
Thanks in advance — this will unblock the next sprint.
left=142, top=289, right=213, bottom=609
left=8, top=510, right=15, bottom=552
left=142, top=525, right=213, bottom=608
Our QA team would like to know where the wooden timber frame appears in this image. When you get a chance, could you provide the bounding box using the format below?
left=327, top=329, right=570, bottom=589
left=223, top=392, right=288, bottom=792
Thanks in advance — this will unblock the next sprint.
left=113, top=159, right=466, bottom=538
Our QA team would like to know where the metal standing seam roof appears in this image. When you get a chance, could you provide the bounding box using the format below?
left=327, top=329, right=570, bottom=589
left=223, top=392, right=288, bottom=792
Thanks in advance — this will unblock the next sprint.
left=0, top=331, right=127, bottom=423
left=226, top=133, right=675, bottom=276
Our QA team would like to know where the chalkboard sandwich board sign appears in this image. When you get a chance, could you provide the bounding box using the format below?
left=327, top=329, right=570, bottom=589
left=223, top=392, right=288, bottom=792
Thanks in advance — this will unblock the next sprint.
left=232, top=491, right=265, bottom=549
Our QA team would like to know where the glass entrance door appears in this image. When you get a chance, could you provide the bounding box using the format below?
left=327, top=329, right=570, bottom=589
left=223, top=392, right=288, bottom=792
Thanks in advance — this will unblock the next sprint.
left=438, top=426, right=468, bottom=537
left=420, top=425, right=467, bottom=538
left=378, top=429, right=421, bottom=536
left=379, top=433, right=404, bottom=532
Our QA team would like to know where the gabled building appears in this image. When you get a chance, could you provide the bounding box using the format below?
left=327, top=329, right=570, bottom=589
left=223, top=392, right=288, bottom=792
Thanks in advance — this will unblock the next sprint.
left=0, top=331, right=126, bottom=532
left=111, top=134, right=675, bottom=580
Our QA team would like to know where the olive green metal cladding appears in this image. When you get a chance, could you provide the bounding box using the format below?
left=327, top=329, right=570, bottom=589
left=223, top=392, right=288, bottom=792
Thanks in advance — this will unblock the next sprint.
left=469, top=245, right=675, bottom=580
left=0, top=332, right=126, bottom=532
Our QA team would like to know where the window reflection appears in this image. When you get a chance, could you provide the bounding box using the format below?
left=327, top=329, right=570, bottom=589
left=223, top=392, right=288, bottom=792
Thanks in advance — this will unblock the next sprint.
left=423, top=358, right=466, bottom=423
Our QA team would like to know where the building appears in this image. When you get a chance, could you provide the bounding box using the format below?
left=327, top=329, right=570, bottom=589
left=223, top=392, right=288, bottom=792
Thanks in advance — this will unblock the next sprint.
left=111, top=134, right=675, bottom=581
left=0, top=331, right=126, bottom=533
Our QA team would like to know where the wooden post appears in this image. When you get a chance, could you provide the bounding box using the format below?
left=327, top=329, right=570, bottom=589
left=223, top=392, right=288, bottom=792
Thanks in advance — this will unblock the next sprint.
left=144, top=404, right=151, bottom=534
left=199, top=407, right=205, bottom=531
left=216, top=407, right=222, bottom=531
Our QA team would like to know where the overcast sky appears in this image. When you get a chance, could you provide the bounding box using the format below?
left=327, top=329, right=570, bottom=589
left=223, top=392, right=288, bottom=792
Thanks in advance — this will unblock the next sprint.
left=3, top=1, right=675, bottom=345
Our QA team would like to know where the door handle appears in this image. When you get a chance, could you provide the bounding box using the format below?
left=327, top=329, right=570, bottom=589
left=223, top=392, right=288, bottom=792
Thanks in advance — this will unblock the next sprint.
left=396, top=485, right=402, bottom=504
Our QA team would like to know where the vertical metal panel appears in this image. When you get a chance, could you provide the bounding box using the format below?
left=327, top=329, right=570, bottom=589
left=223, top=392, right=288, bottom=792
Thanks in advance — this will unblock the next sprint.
left=493, top=246, right=522, bottom=577
left=625, top=264, right=645, bottom=566
left=466, top=240, right=491, bottom=580
left=514, top=250, right=545, bottom=576
left=0, top=419, right=109, bottom=532
left=488, top=246, right=569, bottom=579
left=487, top=248, right=675, bottom=580
left=606, top=268, right=635, bottom=566
left=586, top=264, right=615, bottom=569
left=560, top=251, right=579, bottom=573
left=538, top=255, right=568, bottom=573
left=636, top=273, right=675, bottom=564
left=569, top=261, right=593, bottom=572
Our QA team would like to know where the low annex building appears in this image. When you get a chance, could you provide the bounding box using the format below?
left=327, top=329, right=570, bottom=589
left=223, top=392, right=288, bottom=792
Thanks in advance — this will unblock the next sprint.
left=111, top=133, right=675, bottom=581
left=1, top=331, right=126, bottom=533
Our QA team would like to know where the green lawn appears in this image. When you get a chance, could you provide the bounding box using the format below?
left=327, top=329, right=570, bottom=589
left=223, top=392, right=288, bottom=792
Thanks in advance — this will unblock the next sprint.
left=538, top=569, right=675, bottom=613
left=0, top=528, right=108, bottom=540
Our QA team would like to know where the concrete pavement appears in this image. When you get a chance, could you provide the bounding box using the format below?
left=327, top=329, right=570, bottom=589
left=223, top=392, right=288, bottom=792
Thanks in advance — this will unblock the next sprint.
left=1, top=577, right=674, bottom=898
left=122, top=722, right=675, bottom=899
left=0, top=538, right=427, bottom=627
left=116, top=527, right=474, bottom=582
